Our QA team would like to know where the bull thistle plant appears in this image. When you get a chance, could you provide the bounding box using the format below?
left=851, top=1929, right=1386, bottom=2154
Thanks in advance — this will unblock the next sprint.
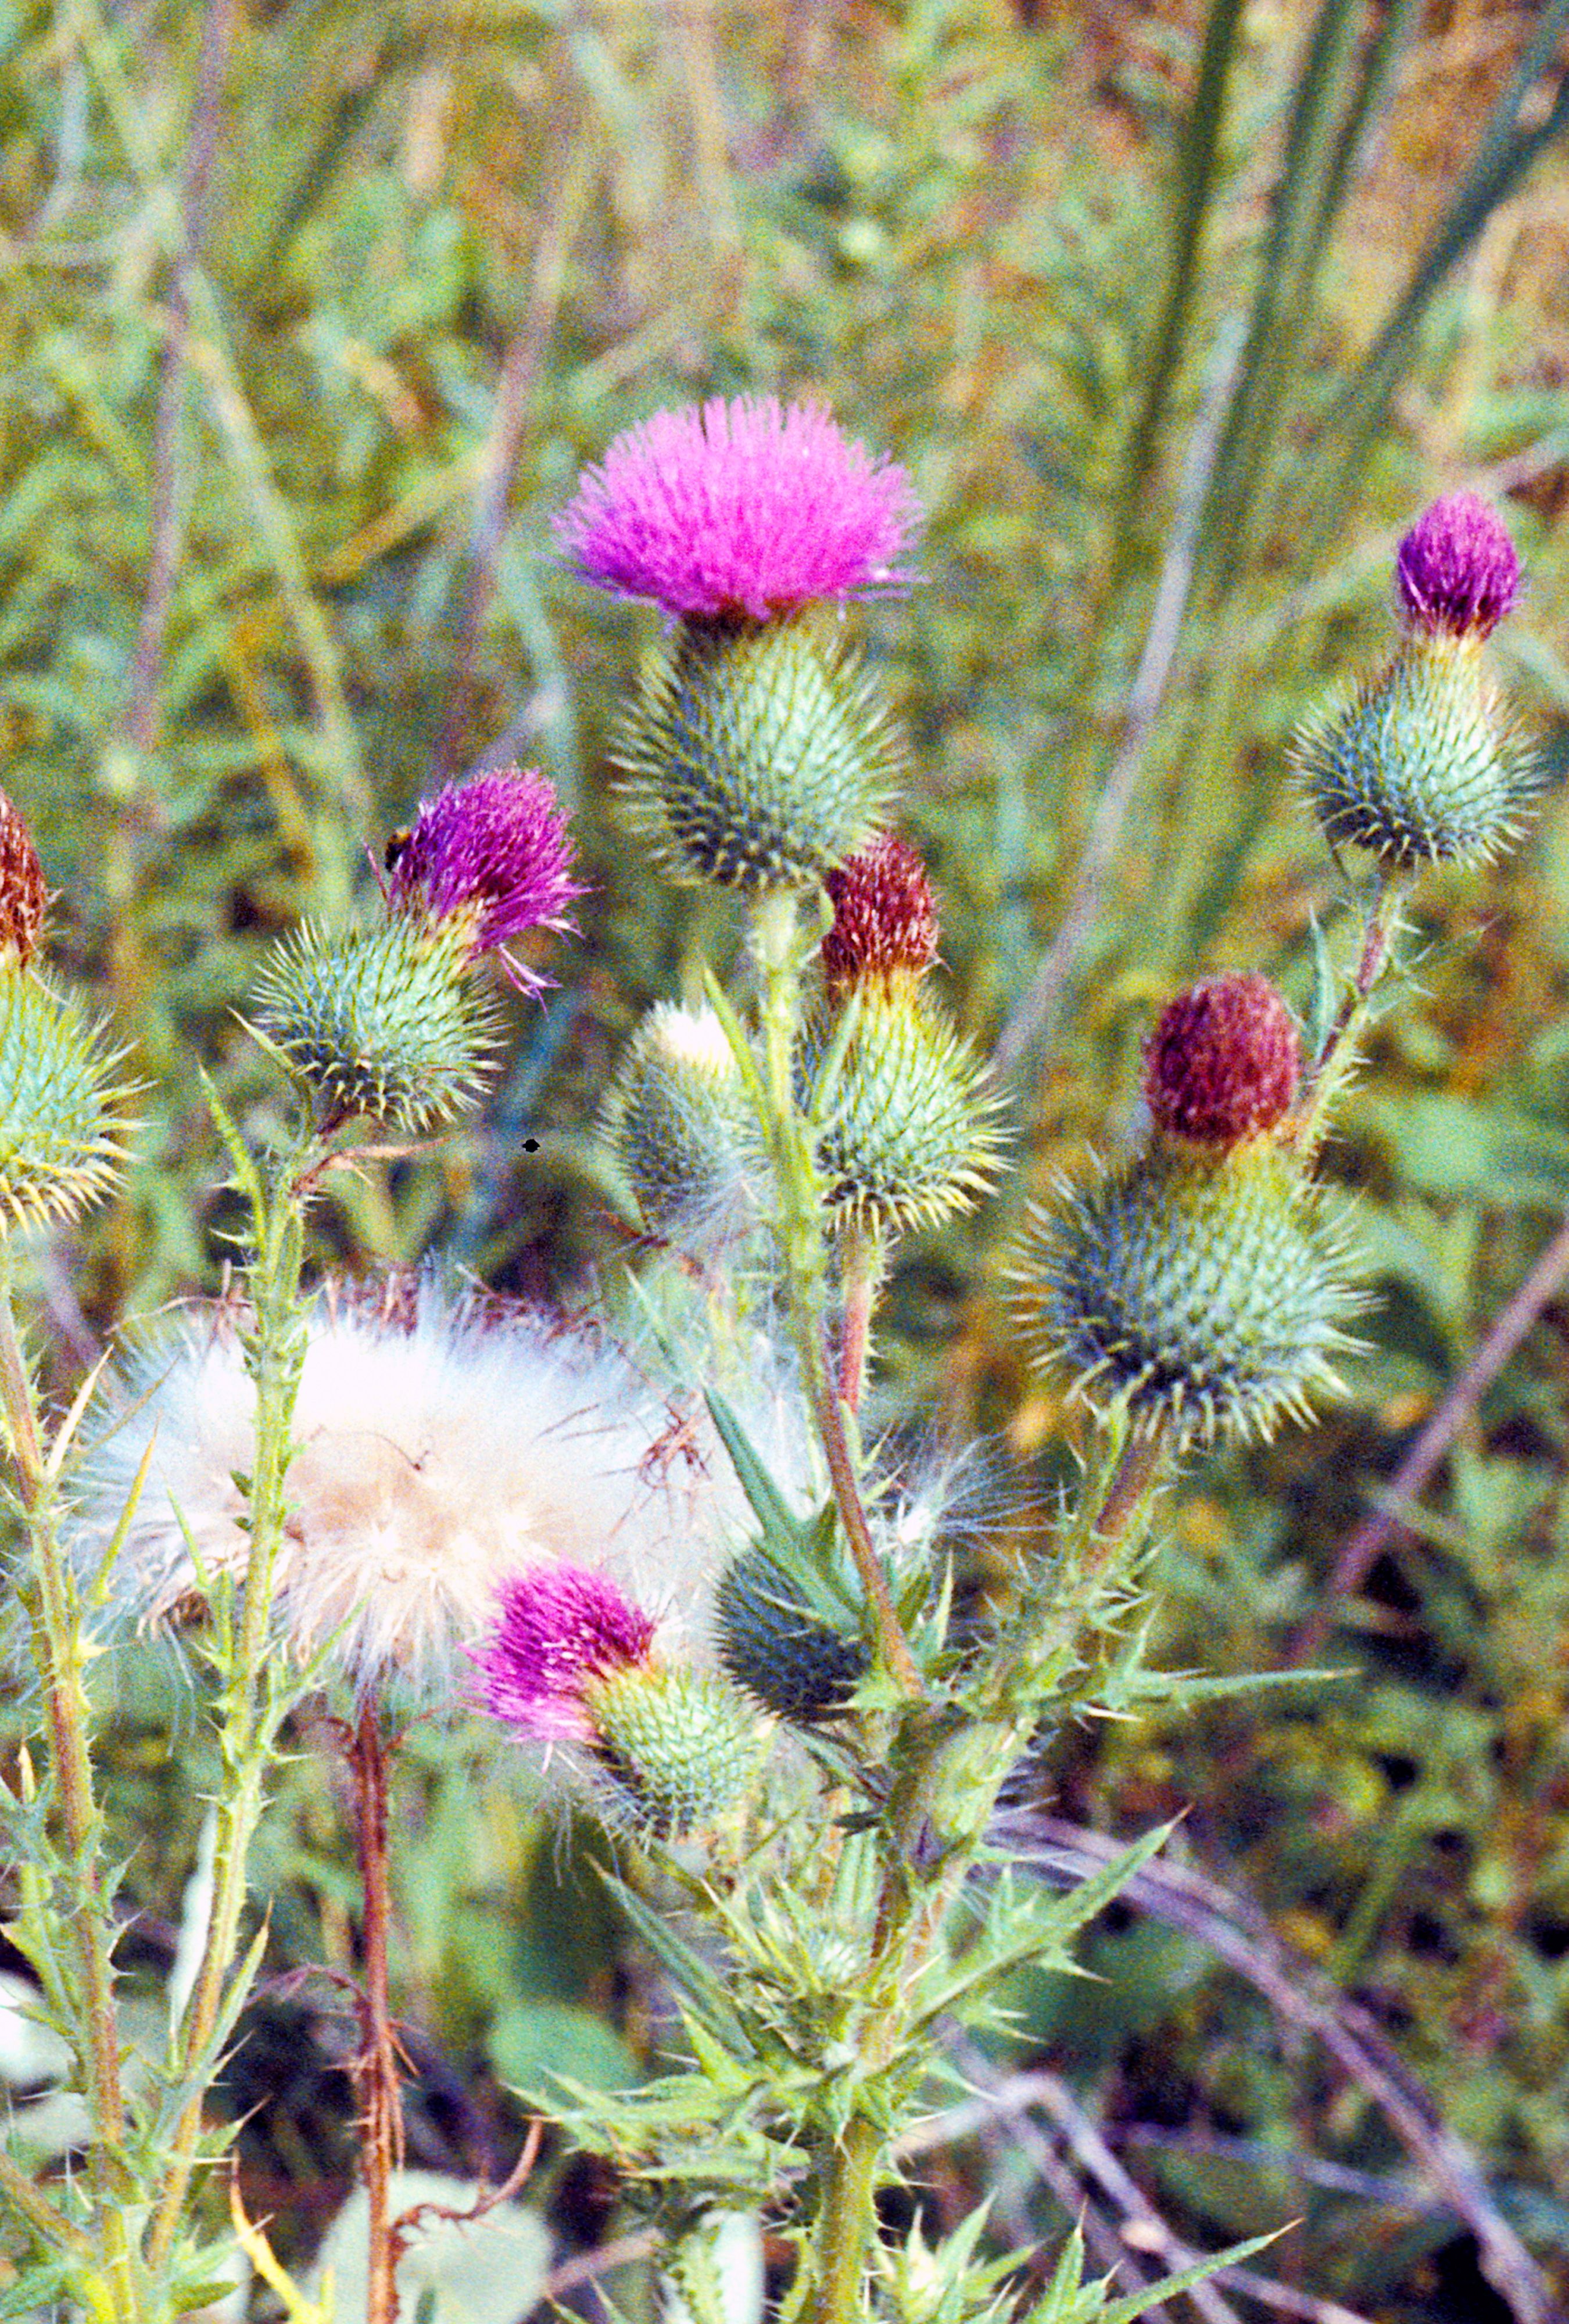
left=0, top=399, right=1543, bottom=2324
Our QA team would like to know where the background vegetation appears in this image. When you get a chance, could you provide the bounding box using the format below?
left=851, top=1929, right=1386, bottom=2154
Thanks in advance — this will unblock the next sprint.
left=5, top=0, right=1569, bottom=2316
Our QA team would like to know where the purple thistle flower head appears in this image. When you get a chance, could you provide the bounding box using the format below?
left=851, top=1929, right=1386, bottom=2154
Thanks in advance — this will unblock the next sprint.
left=1395, top=493, right=1520, bottom=640
left=474, top=1564, right=657, bottom=1742
left=386, top=766, right=584, bottom=992
left=553, top=394, right=922, bottom=623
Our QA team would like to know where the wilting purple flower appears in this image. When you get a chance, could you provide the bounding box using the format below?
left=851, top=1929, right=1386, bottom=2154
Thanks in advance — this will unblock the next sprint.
left=474, top=1565, right=656, bottom=1741
left=1395, top=493, right=1519, bottom=640
left=386, top=766, right=583, bottom=991
left=553, top=394, right=922, bottom=623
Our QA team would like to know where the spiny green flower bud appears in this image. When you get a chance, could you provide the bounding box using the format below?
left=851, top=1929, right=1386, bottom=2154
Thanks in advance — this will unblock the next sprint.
left=715, top=1546, right=867, bottom=1723
left=1016, top=1142, right=1357, bottom=1451
left=801, top=982, right=1002, bottom=1233
left=615, top=618, right=898, bottom=890
left=252, top=914, right=501, bottom=1132
left=603, top=1003, right=755, bottom=1239
left=585, top=1662, right=765, bottom=1837
left=1295, top=634, right=1536, bottom=869
left=1296, top=496, right=1535, bottom=868
left=0, top=969, right=131, bottom=1230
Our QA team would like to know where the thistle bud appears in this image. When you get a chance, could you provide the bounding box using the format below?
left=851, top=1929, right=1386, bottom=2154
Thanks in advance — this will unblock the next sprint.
left=1296, top=495, right=1536, bottom=868
left=715, top=1546, right=866, bottom=1723
left=603, top=1004, right=755, bottom=1240
left=476, top=1565, right=765, bottom=1835
left=0, top=973, right=131, bottom=1230
left=252, top=914, right=502, bottom=1132
left=587, top=1662, right=765, bottom=1837
left=1016, top=1143, right=1357, bottom=1451
left=1143, top=975, right=1301, bottom=1151
left=801, top=982, right=1001, bottom=1235
left=616, top=620, right=899, bottom=891
left=0, top=791, right=48, bottom=967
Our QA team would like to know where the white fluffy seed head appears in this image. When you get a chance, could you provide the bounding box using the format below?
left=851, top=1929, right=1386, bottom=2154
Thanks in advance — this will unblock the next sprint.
left=80, top=1281, right=736, bottom=1702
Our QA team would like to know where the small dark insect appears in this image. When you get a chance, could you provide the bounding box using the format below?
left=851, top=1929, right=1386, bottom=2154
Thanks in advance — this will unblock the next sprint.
left=382, top=824, right=413, bottom=873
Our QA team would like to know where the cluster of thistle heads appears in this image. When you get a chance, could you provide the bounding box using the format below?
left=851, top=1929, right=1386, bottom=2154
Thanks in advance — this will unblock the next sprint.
left=0, top=392, right=1540, bottom=1835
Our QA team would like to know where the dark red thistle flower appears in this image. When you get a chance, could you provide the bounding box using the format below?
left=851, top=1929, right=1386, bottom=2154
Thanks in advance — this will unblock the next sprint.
left=1395, top=493, right=1520, bottom=641
left=821, top=832, right=939, bottom=996
left=0, top=790, right=47, bottom=966
left=1144, top=974, right=1302, bottom=1149
left=386, top=766, right=583, bottom=992
left=473, top=1565, right=656, bottom=1742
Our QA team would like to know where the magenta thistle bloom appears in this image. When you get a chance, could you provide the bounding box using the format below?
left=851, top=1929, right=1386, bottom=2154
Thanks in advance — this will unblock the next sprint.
left=1144, top=974, right=1302, bottom=1150
left=474, top=1565, right=656, bottom=1742
left=386, top=766, right=583, bottom=991
left=553, top=394, right=922, bottom=623
left=1395, top=492, right=1519, bottom=640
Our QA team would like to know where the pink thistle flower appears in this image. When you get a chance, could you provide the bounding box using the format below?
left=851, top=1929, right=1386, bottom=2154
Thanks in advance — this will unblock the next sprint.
left=553, top=394, right=922, bottom=623
left=386, top=766, right=583, bottom=992
left=821, top=831, right=940, bottom=996
left=1144, top=974, right=1302, bottom=1150
left=473, top=1565, right=656, bottom=1742
left=1395, top=493, right=1520, bottom=641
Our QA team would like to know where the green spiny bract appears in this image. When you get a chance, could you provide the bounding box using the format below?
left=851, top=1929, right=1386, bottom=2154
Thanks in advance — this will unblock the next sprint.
left=801, top=982, right=1002, bottom=1232
left=602, top=1003, right=756, bottom=1238
left=716, top=1546, right=867, bottom=1722
left=251, top=914, right=502, bottom=1132
left=1017, top=1142, right=1359, bottom=1451
left=615, top=617, right=900, bottom=890
left=585, top=1662, right=766, bottom=1837
left=0, top=969, right=131, bottom=1229
left=1295, top=633, right=1538, bottom=868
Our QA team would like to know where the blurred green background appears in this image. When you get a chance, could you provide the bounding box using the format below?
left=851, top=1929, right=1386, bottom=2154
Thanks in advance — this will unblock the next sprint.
left=6, top=1, right=1569, bottom=2315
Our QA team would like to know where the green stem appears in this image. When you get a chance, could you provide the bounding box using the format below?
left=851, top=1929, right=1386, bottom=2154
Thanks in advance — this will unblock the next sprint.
left=147, top=1134, right=317, bottom=2273
left=1294, top=871, right=1403, bottom=1153
left=750, top=891, right=921, bottom=1698
left=0, top=1250, right=136, bottom=2309
left=804, top=2114, right=882, bottom=2324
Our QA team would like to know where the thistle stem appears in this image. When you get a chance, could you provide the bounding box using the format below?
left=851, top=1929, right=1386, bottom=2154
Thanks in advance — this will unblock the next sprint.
left=837, top=1220, right=883, bottom=1415
left=805, top=2114, right=881, bottom=2324
left=1295, top=871, right=1403, bottom=1151
left=148, top=1134, right=316, bottom=2273
left=350, top=1698, right=404, bottom=2324
left=0, top=1250, right=134, bottom=2307
left=750, top=890, right=922, bottom=1698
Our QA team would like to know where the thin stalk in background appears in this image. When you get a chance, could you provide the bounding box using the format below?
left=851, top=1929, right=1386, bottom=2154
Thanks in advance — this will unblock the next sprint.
left=1288, top=1201, right=1569, bottom=1666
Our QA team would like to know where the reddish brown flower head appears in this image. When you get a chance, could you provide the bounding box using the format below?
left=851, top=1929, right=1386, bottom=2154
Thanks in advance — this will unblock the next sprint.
left=0, top=790, right=47, bottom=966
left=1144, top=974, right=1302, bottom=1149
left=821, top=833, right=939, bottom=996
left=1395, top=493, right=1519, bottom=640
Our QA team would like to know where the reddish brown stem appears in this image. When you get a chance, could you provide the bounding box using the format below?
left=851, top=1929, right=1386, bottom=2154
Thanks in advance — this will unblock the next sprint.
left=349, top=1701, right=404, bottom=2324
left=837, top=1224, right=882, bottom=1416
